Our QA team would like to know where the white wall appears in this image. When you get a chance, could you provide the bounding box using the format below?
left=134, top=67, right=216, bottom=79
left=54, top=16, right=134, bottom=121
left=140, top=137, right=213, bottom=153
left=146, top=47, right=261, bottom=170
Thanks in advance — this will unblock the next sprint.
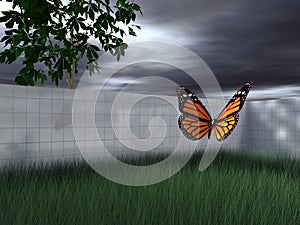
left=0, top=85, right=80, bottom=166
left=0, top=84, right=299, bottom=167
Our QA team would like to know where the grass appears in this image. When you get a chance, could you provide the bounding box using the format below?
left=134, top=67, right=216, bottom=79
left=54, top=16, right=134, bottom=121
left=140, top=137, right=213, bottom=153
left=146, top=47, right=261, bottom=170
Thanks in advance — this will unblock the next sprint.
left=0, top=151, right=299, bottom=225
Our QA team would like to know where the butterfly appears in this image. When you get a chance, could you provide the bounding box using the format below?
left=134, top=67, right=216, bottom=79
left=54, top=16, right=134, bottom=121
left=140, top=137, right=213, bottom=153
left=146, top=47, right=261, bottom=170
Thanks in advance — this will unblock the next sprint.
left=176, top=81, right=254, bottom=141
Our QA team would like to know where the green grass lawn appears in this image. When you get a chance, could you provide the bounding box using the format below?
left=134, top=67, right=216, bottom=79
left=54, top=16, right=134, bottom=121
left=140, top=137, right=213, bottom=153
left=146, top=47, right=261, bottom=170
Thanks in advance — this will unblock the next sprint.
left=0, top=151, right=299, bottom=225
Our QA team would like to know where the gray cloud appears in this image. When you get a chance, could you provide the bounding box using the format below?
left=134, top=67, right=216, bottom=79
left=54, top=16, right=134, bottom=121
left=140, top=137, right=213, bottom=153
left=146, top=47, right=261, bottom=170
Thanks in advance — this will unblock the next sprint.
left=193, top=0, right=300, bottom=88
left=0, top=0, right=300, bottom=92
left=135, top=0, right=300, bottom=89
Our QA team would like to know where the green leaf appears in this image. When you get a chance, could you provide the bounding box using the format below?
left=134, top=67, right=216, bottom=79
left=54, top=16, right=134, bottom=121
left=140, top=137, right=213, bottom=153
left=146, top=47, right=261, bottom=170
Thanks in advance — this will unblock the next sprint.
left=79, top=21, right=88, bottom=30
left=55, top=76, right=59, bottom=86
left=5, top=19, right=15, bottom=28
left=0, top=35, right=11, bottom=43
left=12, top=35, right=22, bottom=46
left=26, top=77, right=35, bottom=86
left=126, top=17, right=131, bottom=25
left=132, top=4, right=140, bottom=11
left=132, top=24, right=141, bottom=29
left=0, top=15, right=10, bottom=23
left=119, top=29, right=125, bottom=37
left=15, top=48, right=24, bottom=57
left=15, top=76, right=27, bottom=86
left=60, top=49, right=70, bottom=57
left=73, top=20, right=80, bottom=33
left=91, top=48, right=98, bottom=59
left=128, top=27, right=136, bottom=36
left=90, top=44, right=100, bottom=51
left=40, top=73, right=47, bottom=85
left=116, top=52, right=120, bottom=61
left=5, top=30, right=13, bottom=35
left=86, top=47, right=93, bottom=62
left=102, top=20, right=108, bottom=30
left=91, top=3, right=98, bottom=12
left=89, top=8, right=95, bottom=21
left=132, top=13, right=136, bottom=21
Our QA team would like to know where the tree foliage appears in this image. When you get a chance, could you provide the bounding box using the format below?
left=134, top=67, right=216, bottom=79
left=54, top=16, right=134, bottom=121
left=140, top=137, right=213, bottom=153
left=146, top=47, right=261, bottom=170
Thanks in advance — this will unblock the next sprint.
left=0, top=0, right=142, bottom=88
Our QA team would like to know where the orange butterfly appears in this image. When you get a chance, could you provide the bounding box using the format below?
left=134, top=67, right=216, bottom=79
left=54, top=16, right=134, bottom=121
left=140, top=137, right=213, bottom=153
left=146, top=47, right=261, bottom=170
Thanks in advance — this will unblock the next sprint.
left=177, top=81, right=254, bottom=141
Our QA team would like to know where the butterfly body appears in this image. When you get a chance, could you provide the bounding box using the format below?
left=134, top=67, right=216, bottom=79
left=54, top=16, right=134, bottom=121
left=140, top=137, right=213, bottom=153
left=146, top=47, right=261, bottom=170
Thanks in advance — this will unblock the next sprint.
left=208, top=119, right=218, bottom=139
left=207, top=120, right=214, bottom=139
left=177, top=81, right=253, bottom=142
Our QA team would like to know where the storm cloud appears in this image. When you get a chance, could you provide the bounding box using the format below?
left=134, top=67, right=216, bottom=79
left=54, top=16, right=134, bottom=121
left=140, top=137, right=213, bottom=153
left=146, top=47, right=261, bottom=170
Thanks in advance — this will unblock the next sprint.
left=0, top=0, right=300, bottom=92
left=136, top=0, right=300, bottom=89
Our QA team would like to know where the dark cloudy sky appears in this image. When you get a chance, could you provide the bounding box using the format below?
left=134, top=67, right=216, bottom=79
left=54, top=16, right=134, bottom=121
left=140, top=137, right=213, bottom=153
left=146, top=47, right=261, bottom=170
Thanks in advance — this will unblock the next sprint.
left=0, top=0, right=300, bottom=94
left=136, top=0, right=300, bottom=88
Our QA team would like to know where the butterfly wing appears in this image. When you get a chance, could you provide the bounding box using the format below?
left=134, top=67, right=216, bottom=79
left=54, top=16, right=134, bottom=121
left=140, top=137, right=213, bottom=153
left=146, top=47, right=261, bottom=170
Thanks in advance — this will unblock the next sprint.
left=213, top=114, right=239, bottom=141
left=177, top=86, right=212, bottom=140
left=178, top=115, right=211, bottom=140
left=213, top=80, right=254, bottom=141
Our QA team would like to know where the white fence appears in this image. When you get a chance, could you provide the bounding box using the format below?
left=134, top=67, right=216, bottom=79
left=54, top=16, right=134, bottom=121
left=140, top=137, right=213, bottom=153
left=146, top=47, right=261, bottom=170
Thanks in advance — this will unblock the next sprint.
left=0, top=84, right=299, bottom=167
